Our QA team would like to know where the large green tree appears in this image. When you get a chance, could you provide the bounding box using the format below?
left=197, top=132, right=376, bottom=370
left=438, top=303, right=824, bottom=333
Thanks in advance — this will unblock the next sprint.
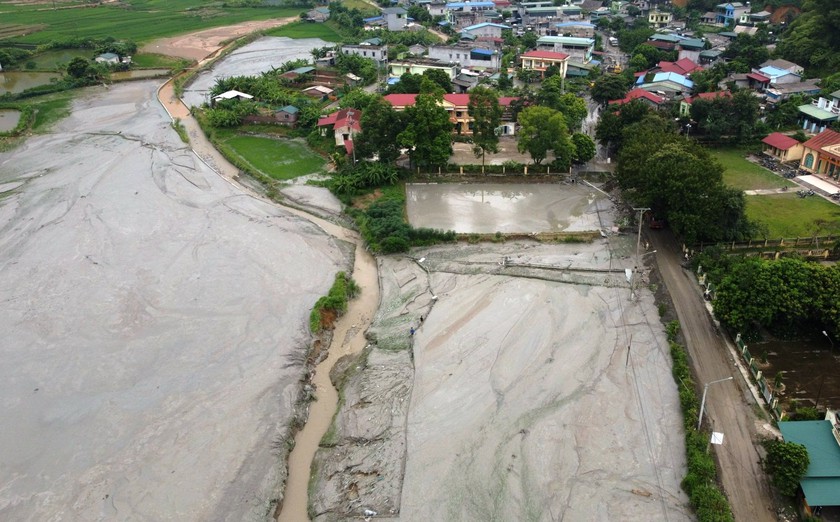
left=467, top=86, right=503, bottom=169
left=536, top=76, right=588, bottom=131
left=591, top=74, right=630, bottom=105
left=777, top=0, right=840, bottom=74
left=571, top=133, right=596, bottom=164
left=765, top=440, right=810, bottom=497
left=398, top=92, right=453, bottom=169
left=516, top=106, right=574, bottom=167
left=357, top=97, right=403, bottom=164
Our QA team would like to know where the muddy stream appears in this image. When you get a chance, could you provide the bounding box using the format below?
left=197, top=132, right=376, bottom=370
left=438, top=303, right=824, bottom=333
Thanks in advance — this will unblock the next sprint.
left=156, top=50, right=381, bottom=520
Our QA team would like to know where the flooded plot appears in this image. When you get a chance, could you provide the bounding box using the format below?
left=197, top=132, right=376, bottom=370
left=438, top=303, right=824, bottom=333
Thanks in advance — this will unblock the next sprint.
left=111, top=68, right=171, bottom=81
left=0, top=71, right=61, bottom=95
left=406, top=182, right=606, bottom=233
left=757, top=338, right=840, bottom=409
left=0, top=109, right=21, bottom=132
left=181, top=36, right=331, bottom=107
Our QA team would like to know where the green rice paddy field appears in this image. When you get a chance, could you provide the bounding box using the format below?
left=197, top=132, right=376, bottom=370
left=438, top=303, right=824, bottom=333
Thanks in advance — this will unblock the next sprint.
left=0, top=1, right=300, bottom=44
left=223, top=134, right=326, bottom=180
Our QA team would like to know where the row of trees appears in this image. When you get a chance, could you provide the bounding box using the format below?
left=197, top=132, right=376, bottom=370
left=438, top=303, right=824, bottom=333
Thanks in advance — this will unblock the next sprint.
left=597, top=102, right=754, bottom=244
left=700, top=254, right=840, bottom=338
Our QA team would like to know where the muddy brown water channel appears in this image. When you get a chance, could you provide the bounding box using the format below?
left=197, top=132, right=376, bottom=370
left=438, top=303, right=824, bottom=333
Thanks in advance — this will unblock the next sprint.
left=758, top=337, right=840, bottom=409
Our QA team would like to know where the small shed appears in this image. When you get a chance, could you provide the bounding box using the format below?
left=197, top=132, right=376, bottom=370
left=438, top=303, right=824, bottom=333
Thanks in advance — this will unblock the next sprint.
left=276, top=105, right=300, bottom=126
left=95, top=52, right=120, bottom=65
left=212, top=90, right=254, bottom=106
left=762, top=132, right=804, bottom=162
left=302, top=85, right=334, bottom=100
left=344, top=73, right=362, bottom=86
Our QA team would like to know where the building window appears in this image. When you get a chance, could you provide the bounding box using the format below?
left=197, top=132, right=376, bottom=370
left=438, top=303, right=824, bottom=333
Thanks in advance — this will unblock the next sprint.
left=804, top=153, right=814, bottom=168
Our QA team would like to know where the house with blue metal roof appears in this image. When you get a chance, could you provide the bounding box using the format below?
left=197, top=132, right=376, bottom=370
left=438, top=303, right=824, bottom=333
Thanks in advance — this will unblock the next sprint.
left=778, top=413, right=840, bottom=513
left=637, top=71, right=694, bottom=97
left=537, top=36, right=595, bottom=63
left=461, top=22, right=510, bottom=39
left=757, top=65, right=802, bottom=85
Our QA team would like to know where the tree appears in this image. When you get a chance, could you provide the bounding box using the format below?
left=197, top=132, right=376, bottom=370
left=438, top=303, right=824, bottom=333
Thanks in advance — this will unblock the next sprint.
left=422, top=68, right=452, bottom=93
left=516, top=106, right=574, bottom=166
left=398, top=92, right=453, bottom=169
left=521, top=31, right=538, bottom=49
left=591, top=74, right=630, bottom=105
left=468, top=86, right=503, bottom=170
left=765, top=440, right=810, bottom=497
left=571, top=133, right=596, bottom=164
left=536, top=76, right=587, bottom=130
left=357, top=97, right=404, bottom=164
left=66, top=57, right=94, bottom=79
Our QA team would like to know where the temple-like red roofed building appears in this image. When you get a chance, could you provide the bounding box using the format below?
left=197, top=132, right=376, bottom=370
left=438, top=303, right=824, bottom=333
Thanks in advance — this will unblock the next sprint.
left=799, top=129, right=840, bottom=177
left=383, top=93, right=518, bottom=135
left=519, top=50, right=570, bottom=79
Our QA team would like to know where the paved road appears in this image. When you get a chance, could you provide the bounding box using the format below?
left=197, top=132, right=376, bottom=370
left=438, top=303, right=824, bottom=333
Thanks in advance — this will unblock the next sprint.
left=649, top=231, right=776, bottom=522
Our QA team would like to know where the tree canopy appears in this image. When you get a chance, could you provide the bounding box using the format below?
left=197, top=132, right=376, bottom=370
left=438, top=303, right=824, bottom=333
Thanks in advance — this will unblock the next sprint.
left=591, top=74, right=630, bottom=106
left=468, top=86, right=503, bottom=168
left=765, top=440, right=811, bottom=498
left=517, top=106, right=574, bottom=167
left=777, top=0, right=840, bottom=75
left=357, top=97, right=404, bottom=164
left=398, top=92, right=453, bottom=169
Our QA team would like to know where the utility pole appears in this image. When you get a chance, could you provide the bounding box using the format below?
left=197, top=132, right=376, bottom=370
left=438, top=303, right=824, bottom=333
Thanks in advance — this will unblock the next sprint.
left=632, top=207, right=650, bottom=300
left=698, top=376, right=734, bottom=430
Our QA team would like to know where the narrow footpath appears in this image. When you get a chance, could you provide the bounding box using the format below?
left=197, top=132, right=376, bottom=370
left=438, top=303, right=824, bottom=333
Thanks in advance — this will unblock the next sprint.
left=649, top=231, right=776, bottom=522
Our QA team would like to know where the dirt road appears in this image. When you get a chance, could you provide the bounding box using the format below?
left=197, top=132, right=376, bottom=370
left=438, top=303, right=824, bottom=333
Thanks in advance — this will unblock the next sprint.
left=649, top=231, right=776, bottom=522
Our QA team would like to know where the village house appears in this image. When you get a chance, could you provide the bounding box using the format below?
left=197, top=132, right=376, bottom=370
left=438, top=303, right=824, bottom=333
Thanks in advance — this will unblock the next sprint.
left=761, top=132, right=804, bottom=162
left=383, top=93, right=518, bottom=135
left=778, top=411, right=840, bottom=515
left=636, top=71, right=694, bottom=98
left=761, top=58, right=804, bottom=76
left=553, top=21, right=596, bottom=38
left=647, top=9, right=672, bottom=28
left=799, top=91, right=840, bottom=134
left=389, top=58, right=460, bottom=80
left=95, top=52, right=122, bottom=65
left=212, top=90, right=254, bottom=106
left=445, top=1, right=497, bottom=28
left=677, top=38, right=707, bottom=63
left=301, top=85, right=334, bottom=100
left=341, top=44, right=388, bottom=63
left=519, top=50, right=569, bottom=79
left=608, top=88, right=666, bottom=109
left=715, top=2, right=749, bottom=25
left=317, top=108, right=363, bottom=149
left=536, top=36, right=594, bottom=63
left=461, top=22, right=510, bottom=39
left=679, top=91, right=731, bottom=117
left=798, top=129, right=840, bottom=179
left=427, top=44, right=501, bottom=69
left=280, top=66, right=315, bottom=82
left=307, top=6, right=331, bottom=22
left=383, top=7, right=408, bottom=31
left=765, top=79, right=821, bottom=104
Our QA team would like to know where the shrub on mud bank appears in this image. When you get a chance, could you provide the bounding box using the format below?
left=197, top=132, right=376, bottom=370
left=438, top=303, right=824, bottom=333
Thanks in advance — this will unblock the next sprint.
left=353, top=196, right=455, bottom=254
left=309, top=272, right=360, bottom=334
left=668, top=321, right=734, bottom=522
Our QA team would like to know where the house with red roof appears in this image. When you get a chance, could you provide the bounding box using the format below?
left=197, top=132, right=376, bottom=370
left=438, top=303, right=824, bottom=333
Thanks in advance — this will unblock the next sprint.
left=679, top=91, right=732, bottom=117
left=799, top=129, right=840, bottom=179
left=656, top=58, right=702, bottom=77
left=317, top=108, right=363, bottom=149
left=761, top=132, right=804, bottom=162
left=383, top=93, right=518, bottom=135
left=608, top=88, right=666, bottom=109
left=519, top=50, right=569, bottom=79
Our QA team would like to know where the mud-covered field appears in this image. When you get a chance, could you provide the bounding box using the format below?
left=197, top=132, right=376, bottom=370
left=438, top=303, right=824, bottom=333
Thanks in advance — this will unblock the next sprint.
left=0, top=81, right=349, bottom=520
left=312, top=213, right=691, bottom=521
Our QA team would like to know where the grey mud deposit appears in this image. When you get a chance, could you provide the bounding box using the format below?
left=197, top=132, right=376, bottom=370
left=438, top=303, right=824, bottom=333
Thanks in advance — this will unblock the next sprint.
left=311, top=201, right=692, bottom=520
left=0, top=81, right=351, bottom=521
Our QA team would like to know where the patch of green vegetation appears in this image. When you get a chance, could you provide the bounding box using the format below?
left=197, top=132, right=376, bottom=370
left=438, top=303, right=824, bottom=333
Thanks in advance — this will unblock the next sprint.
left=745, top=193, right=840, bottom=238
left=263, top=20, right=343, bottom=42
left=338, top=0, right=378, bottom=15
left=131, top=53, right=193, bottom=70
left=711, top=148, right=796, bottom=191
left=171, top=118, right=189, bottom=144
left=28, top=48, right=91, bottom=70
left=0, top=2, right=301, bottom=44
left=29, top=92, right=74, bottom=133
left=309, top=271, right=360, bottom=333
left=223, top=135, right=326, bottom=180
left=668, top=323, right=734, bottom=522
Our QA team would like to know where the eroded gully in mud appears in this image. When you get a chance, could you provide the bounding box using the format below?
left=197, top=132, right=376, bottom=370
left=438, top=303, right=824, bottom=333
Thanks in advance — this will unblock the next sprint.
left=157, top=68, right=381, bottom=521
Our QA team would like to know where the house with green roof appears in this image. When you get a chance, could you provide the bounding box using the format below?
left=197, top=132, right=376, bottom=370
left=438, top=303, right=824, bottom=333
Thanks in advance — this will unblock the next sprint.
left=798, top=90, right=840, bottom=134
left=778, top=411, right=840, bottom=513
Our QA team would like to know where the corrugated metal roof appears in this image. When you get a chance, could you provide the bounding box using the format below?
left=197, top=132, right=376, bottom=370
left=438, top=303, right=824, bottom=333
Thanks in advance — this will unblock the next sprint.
left=779, top=420, right=840, bottom=506
left=798, top=105, right=840, bottom=122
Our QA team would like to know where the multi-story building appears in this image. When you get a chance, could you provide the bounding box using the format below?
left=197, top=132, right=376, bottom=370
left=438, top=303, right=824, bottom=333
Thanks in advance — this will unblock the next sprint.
left=798, top=92, right=840, bottom=134
left=341, top=44, right=388, bottom=63
left=714, top=2, right=749, bottom=25
left=427, top=44, right=501, bottom=70
left=536, top=36, right=594, bottom=63
left=798, top=128, right=840, bottom=179
left=519, top=50, right=569, bottom=78
left=389, top=58, right=460, bottom=80
left=383, top=7, right=408, bottom=31
left=383, top=93, right=518, bottom=135
left=648, top=9, right=672, bottom=28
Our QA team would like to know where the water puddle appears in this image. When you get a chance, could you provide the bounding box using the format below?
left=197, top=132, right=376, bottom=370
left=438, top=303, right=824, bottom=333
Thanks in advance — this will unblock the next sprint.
left=0, top=109, right=22, bottom=132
